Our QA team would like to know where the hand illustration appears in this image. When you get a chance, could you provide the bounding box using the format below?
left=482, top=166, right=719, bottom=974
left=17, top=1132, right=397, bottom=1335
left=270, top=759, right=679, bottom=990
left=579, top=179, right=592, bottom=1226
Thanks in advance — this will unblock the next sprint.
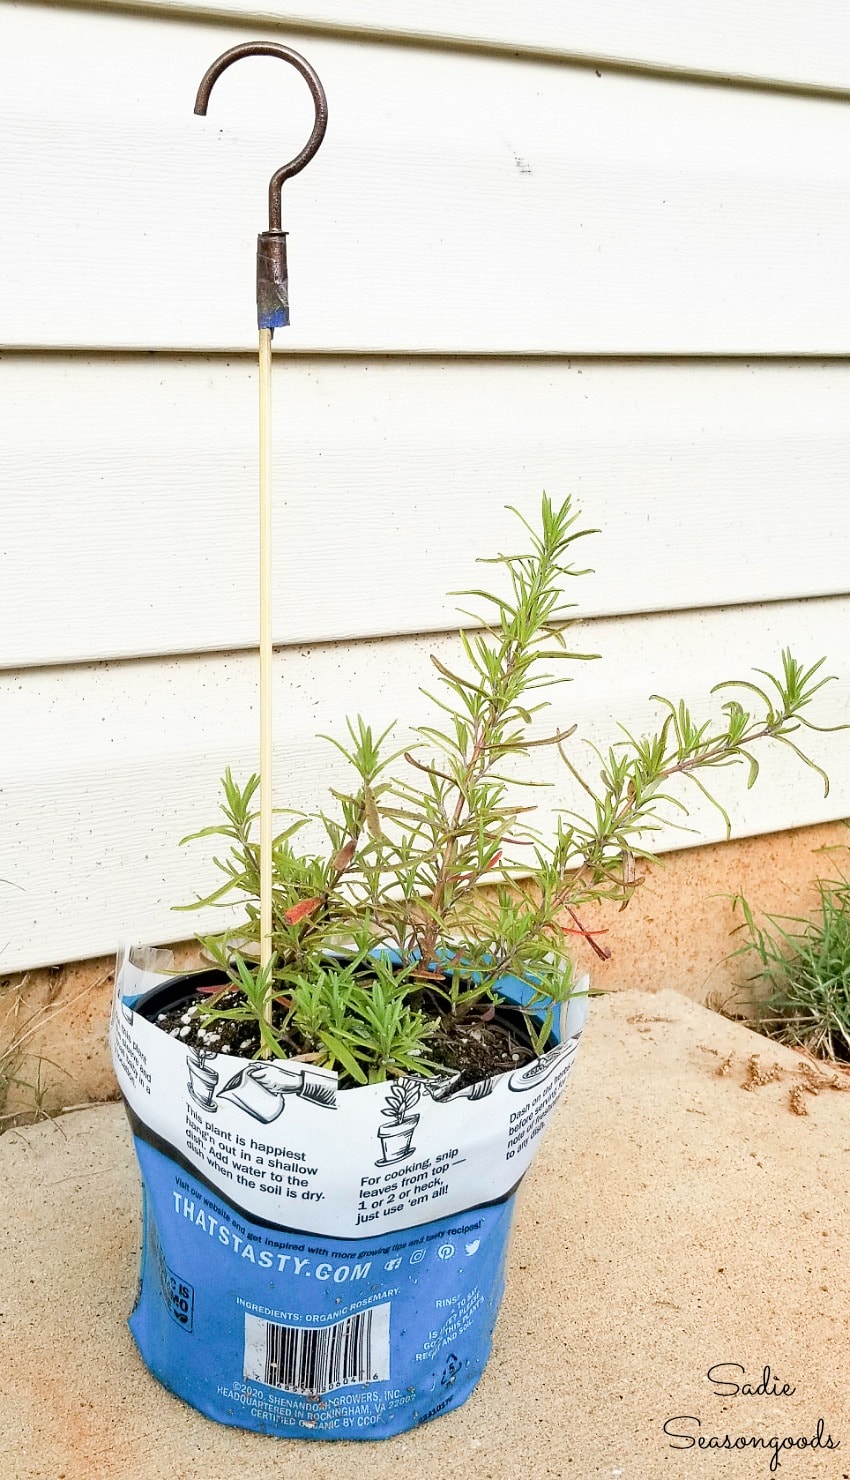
left=217, top=1060, right=336, bottom=1122
left=244, top=1062, right=305, bottom=1096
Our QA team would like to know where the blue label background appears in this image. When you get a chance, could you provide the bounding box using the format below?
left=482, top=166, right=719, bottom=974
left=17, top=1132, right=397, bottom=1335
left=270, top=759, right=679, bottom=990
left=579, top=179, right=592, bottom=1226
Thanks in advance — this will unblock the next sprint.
left=130, top=1136, right=517, bottom=1439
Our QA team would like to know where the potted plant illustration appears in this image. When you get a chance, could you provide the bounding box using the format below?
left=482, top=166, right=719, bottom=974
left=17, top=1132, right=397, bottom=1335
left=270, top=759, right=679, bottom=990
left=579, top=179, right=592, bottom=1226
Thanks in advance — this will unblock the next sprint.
left=111, top=494, right=841, bottom=1441
left=186, top=1046, right=219, bottom=1112
left=377, top=1081, right=422, bottom=1165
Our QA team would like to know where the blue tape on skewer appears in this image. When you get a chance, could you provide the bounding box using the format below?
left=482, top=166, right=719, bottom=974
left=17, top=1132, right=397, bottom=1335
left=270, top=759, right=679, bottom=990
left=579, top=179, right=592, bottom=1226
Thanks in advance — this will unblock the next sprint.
left=258, top=306, right=290, bottom=331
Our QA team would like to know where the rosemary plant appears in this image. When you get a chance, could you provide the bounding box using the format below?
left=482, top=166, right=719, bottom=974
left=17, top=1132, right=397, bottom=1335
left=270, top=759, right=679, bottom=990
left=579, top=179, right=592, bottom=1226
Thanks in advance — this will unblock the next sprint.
left=180, top=495, right=840, bottom=1082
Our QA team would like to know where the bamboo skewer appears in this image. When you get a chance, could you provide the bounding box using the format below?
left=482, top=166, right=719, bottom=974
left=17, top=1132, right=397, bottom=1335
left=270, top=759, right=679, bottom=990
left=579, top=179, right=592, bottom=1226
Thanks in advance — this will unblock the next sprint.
left=193, top=43, right=328, bottom=1051
left=259, top=327, right=274, bottom=998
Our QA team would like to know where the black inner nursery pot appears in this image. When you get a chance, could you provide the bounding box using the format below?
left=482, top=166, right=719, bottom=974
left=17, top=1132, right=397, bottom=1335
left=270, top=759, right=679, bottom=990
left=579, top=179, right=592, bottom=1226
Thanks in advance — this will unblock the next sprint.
left=133, top=967, right=555, bottom=1092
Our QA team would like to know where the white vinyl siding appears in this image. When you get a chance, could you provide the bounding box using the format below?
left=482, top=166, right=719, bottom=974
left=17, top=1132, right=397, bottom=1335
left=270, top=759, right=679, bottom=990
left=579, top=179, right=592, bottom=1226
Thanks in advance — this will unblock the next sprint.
left=0, top=1, right=848, bottom=970
left=2, top=599, right=848, bottom=971
left=3, top=7, right=850, bottom=354
left=51, top=0, right=850, bottom=96
left=2, top=357, right=849, bottom=669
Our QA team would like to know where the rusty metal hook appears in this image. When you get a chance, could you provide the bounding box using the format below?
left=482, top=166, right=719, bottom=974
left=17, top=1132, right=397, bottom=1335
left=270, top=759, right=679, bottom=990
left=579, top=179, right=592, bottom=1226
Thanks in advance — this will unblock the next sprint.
left=194, top=41, right=328, bottom=232
left=194, top=42, right=328, bottom=329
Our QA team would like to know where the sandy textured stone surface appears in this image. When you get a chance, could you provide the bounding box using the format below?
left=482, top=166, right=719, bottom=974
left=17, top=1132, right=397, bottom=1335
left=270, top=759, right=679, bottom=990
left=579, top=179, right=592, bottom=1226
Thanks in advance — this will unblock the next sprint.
left=1, top=989, right=849, bottom=1480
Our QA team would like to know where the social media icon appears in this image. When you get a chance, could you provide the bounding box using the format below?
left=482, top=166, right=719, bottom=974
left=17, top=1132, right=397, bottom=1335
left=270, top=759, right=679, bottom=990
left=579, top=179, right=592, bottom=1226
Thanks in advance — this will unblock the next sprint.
left=437, top=1243, right=455, bottom=1260
left=464, top=1239, right=480, bottom=1256
left=409, top=1248, right=426, bottom=1265
left=384, top=1257, right=402, bottom=1272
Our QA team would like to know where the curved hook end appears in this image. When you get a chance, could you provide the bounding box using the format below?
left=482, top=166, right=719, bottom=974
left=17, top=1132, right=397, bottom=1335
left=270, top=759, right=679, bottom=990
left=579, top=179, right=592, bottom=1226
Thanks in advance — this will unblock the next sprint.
left=193, top=60, right=222, bottom=117
left=192, top=44, right=327, bottom=230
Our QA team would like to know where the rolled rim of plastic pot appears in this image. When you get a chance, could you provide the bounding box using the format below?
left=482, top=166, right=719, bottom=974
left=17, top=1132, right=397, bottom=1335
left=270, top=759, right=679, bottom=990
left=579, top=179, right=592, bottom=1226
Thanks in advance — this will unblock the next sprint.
left=111, top=946, right=589, bottom=1240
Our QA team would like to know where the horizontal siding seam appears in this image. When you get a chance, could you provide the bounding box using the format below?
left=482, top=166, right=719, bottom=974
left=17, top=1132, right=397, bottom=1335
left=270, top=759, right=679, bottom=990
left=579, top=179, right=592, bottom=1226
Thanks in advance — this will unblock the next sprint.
left=8, top=347, right=850, bottom=362
left=49, top=0, right=850, bottom=104
left=4, top=591, right=849, bottom=682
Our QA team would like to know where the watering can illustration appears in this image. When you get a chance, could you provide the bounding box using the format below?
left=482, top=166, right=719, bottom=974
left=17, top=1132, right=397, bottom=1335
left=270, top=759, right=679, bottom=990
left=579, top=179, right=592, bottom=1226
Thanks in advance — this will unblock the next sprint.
left=507, top=1034, right=581, bottom=1092
left=427, top=1074, right=499, bottom=1103
left=217, top=1060, right=336, bottom=1123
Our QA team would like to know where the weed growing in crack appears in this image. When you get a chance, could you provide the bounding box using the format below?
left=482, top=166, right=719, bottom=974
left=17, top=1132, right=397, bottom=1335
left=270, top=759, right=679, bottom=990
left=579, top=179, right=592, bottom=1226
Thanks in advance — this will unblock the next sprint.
left=730, top=841, right=850, bottom=1062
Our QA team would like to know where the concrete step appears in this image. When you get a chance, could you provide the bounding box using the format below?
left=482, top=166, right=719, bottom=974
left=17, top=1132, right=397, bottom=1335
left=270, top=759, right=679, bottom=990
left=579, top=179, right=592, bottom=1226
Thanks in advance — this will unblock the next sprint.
left=2, top=989, right=848, bottom=1479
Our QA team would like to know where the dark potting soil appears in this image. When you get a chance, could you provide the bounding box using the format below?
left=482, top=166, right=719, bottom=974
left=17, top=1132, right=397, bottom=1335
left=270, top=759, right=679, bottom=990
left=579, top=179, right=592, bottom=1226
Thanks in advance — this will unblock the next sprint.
left=150, top=984, right=544, bottom=1091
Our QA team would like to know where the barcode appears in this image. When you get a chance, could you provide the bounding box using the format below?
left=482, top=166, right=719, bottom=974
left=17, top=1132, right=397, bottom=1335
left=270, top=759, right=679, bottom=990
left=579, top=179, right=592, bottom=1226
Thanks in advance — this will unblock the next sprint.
left=244, top=1306, right=390, bottom=1396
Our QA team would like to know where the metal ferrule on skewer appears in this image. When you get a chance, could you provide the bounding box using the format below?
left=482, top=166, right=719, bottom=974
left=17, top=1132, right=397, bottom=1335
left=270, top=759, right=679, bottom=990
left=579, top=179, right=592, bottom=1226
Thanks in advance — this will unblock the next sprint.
left=257, top=231, right=290, bottom=330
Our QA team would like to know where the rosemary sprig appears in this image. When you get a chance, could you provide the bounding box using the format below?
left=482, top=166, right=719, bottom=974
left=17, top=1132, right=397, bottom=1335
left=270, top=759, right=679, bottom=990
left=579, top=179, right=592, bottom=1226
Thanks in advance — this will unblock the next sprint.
left=180, top=495, right=843, bottom=1080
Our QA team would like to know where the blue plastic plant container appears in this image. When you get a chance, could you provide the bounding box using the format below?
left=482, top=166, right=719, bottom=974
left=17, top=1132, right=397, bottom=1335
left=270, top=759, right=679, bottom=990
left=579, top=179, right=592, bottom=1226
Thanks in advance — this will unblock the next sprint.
left=111, top=952, right=587, bottom=1439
